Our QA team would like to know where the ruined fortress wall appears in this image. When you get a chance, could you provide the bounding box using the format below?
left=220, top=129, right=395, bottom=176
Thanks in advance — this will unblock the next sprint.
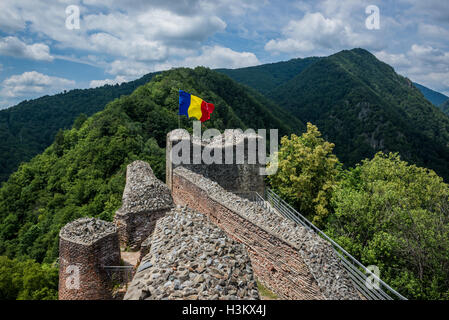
left=115, top=210, right=166, bottom=250
left=114, top=160, right=173, bottom=250
left=172, top=169, right=323, bottom=299
left=172, top=167, right=361, bottom=300
left=166, top=130, right=265, bottom=197
left=58, top=219, right=120, bottom=300
left=125, top=206, right=260, bottom=300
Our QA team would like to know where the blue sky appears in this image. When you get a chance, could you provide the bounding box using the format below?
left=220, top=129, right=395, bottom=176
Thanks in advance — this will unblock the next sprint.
left=0, top=0, right=448, bottom=109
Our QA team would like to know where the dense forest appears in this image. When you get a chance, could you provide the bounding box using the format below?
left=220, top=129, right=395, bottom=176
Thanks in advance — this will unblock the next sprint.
left=220, top=48, right=449, bottom=182
left=269, top=124, right=449, bottom=299
left=2, top=48, right=448, bottom=185
left=217, top=57, right=319, bottom=93
left=1, top=48, right=449, bottom=300
left=441, top=100, right=449, bottom=116
left=0, top=72, right=158, bottom=182
left=0, top=67, right=302, bottom=280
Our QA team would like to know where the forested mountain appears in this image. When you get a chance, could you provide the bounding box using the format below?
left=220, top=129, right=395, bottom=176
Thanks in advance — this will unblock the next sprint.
left=1, top=51, right=448, bottom=300
left=3, top=49, right=448, bottom=185
left=413, top=82, right=449, bottom=107
left=217, top=57, right=319, bottom=93
left=441, top=100, right=449, bottom=116
left=0, top=72, right=158, bottom=182
left=220, top=48, right=449, bottom=181
left=0, top=67, right=302, bottom=264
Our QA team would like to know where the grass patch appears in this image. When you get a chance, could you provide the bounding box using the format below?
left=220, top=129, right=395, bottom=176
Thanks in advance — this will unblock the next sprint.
left=256, top=280, right=279, bottom=300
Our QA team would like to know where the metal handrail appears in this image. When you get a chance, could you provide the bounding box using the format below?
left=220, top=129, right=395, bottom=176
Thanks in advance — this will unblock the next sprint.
left=253, top=188, right=407, bottom=300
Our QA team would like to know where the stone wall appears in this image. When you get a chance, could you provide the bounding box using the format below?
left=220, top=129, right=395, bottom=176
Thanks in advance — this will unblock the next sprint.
left=172, top=167, right=361, bottom=300
left=58, top=218, right=120, bottom=300
left=166, top=129, right=265, bottom=197
left=125, top=206, right=259, bottom=300
left=114, top=160, right=173, bottom=250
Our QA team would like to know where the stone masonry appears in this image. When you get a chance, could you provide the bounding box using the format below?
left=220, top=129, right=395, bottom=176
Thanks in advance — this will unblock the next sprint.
left=125, top=206, right=259, bottom=300
left=166, top=129, right=265, bottom=197
left=172, top=166, right=361, bottom=300
left=59, top=158, right=362, bottom=300
left=114, top=160, right=174, bottom=250
left=58, top=217, right=120, bottom=300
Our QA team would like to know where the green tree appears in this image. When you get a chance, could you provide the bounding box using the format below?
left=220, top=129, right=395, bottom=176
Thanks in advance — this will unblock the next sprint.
left=0, top=66, right=302, bottom=265
left=73, top=113, right=88, bottom=130
left=0, top=256, right=58, bottom=300
left=327, top=152, right=449, bottom=299
left=268, top=122, right=341, bottom=226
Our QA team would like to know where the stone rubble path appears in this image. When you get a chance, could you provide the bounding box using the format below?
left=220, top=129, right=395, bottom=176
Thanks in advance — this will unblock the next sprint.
left=124, top=206, right=260, bottom=300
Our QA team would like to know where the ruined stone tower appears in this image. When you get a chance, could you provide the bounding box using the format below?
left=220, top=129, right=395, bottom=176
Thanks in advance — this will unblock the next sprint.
left=58, top=217, right=120, bottom=300
left=166, top=129, right=265, bottom=197
left=114, top=160, right=174, bottom=250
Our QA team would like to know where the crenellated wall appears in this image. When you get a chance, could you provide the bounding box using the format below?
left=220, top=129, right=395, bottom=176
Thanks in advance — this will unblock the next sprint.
left=59, top=158, right=361, bottom=300
left=171, top=166, right=361, bottom=300
left=166, top=129, right=265, bottom=197
left=114, top=160, right=174, bottom=250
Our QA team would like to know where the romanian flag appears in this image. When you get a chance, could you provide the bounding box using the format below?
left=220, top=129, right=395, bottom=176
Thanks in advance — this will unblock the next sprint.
left=178, top=90, right=215, bottom=123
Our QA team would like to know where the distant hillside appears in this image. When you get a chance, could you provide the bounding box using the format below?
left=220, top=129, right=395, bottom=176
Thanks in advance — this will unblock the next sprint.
left=0, top=67, right=303, bottom=263
left=441, top=100, right=449, bottom=116
left=221, top=48, right=449, bottom=181
left=3, top=48, right=449, bottom=184
left=217, top=57, right=319, bottom=93
left=0, top=73, right=158, bottom=182
left=413, top=82, right=449, bottom=107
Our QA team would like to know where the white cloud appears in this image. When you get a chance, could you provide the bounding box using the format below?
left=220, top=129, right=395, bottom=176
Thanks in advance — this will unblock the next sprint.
left=402, top=0, right=449, bottom=23
left=1, top=71, right=75, bottom=98
left=0, top=1, right=227, bottom=61
left=89, top=75, right=127, bottom=88
left=181, top=46, right=260, bottom=69
left=375, top=44, right=449, bottom=96
left=374, top=51, right=411, bottom=68
left=1, top=0, right=447, bottom=100
left=0, top=0, right=270, bottom=86
left=106, top=60, right=152, bottom=78
left=409, top=44, right=449, bottom=65
left=265, top=12, right=379, bottom=55
left=0, top=36, right=53, bottom=61
left=87, top=33, right=168, bottom=62
left=418, top=23, right=449, bottom=39
left=155, top=46, right=260, bottom=70
left=0, top=0, right=26, bottom=32
left=82, top=0, right=261, bottom=17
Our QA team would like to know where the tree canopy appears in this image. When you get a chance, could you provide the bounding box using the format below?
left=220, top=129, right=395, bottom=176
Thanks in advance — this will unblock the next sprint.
left=326, top=152, right=449, bottom=299
left=268, top=123, right=340, bottom=226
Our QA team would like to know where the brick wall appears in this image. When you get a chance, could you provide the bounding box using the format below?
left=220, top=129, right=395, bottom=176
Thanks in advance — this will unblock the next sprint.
left=114, top=209, right=166, bottom=250
left=171, top=171, right=326, bottom=300
left=58, top=233, right=120, bottom=300
left=166, top=130, right=265, bottom=197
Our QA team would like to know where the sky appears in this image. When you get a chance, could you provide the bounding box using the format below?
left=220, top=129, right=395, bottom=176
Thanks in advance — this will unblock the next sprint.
left=0, top=0, right=448, bottom=109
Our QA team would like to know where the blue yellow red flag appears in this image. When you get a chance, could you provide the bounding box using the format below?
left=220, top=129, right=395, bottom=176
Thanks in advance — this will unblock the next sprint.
left=179, top=90, right=215, bottom=122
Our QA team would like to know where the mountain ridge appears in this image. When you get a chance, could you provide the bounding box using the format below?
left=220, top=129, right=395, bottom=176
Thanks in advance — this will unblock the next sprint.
left=0, top=72, right=159, bottom=182
left=0, top=67, right=303, bottom=263
left=441, top=99, right=449, bottom=116
left=413, top=82, right=449, bottom=107
left=1, top=48, right=449, bottom=183
left=220, top=48, right=449, bottom=181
